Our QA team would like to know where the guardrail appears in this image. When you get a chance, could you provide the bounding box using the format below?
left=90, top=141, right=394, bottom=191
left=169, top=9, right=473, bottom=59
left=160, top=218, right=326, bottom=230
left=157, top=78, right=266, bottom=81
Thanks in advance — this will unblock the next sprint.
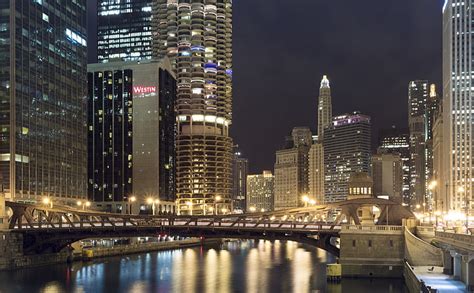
left=435, top=231, right=474, bottom=250
left=341, top=225, right=403, bottom=232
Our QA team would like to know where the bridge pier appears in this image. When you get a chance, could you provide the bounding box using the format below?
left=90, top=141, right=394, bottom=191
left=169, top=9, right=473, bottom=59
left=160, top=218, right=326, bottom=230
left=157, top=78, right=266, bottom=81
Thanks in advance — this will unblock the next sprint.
left=452, top=252, right=462, bottom=280
left=0, top=192, right=7, bottom=230
left=442, top=250, right=453, bottom=275
left=467, top=257, right=474, bottom=291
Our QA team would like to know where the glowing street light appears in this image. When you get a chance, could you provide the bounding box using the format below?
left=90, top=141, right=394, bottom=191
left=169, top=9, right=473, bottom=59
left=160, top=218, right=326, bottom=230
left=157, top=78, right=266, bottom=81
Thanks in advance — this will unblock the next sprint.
left=302, top=194, right=309, bottom=207
left=249, top=206, right=256, bottom=213
left=76, top=200, right=91, bottom=211
left=42, top=197, right=53, bottom=209
left=147, top=197, right=160, bottom=215
left=128, top=196, right=136, bottom=214
left=214, top=195, right=222, bottom=215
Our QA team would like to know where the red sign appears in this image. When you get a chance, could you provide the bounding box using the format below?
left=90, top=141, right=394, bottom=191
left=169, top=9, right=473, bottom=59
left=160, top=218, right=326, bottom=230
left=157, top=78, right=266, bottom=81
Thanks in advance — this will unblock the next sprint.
left=133, top=86, right=156, bottom=94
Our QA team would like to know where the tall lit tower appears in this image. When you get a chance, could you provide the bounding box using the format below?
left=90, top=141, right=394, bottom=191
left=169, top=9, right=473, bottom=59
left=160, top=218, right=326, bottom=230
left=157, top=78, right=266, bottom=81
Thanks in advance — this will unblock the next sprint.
left=443, top=0, right=473, bottom=213
left=154, top=0, right=233, bottom=215
left=318, top=75, right=332, bottom=138
left=309, top=75, right=332, bottom=204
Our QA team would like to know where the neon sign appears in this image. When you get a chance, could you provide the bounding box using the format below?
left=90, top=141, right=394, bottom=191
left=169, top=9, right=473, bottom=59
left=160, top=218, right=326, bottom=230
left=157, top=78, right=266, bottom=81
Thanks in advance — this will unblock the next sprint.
left=133, top=86, right=156, bottom=94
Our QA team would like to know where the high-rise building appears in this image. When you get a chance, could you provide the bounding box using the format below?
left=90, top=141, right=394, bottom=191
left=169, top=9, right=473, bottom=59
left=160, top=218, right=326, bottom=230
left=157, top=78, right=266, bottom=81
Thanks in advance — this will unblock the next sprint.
left=318, top=75, right=332, bottom=139
left=97, top=0, right=153, bottom=62
left=408, top=81, right=439, bottom=208
left=372, top=153, right=403, bottom=201
left=433, top=103, right=447, bottom=212
left=232, top=148, right=248, bottom=212
left=324, top=112, right=371, bottom=203
left=309, top=75, right=333, bottom=204
left=442, top=1, right=473, bottom=212
left=274, top=127, right=311, bottom=210
left=153, top=0, right=233, bottom=215
left=377, top=127, right=411, bottom=204
left=87, top=59, right=176, bottom=213
left=308, top=142, right=324, bottom=203
left=0, top=0, right=87, bottom=203
left=408, top=80, right=428, bottom=207
left=247, top=171, right=274, bottom=213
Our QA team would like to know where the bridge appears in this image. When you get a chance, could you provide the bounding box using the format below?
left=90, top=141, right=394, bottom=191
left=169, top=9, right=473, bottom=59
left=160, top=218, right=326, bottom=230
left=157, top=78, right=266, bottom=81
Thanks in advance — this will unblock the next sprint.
left=5, top=198, right=414, bottom=257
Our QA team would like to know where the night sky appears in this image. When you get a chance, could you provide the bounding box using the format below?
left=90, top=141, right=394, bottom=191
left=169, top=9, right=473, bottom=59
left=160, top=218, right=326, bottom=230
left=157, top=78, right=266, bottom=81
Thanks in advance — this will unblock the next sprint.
left=87, top=0, right=444, bottom=174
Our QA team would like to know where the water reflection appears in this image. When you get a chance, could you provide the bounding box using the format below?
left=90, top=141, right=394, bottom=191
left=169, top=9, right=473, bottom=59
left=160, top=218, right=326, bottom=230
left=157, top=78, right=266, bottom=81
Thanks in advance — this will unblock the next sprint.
left=0, top=240, right=407, bottom=293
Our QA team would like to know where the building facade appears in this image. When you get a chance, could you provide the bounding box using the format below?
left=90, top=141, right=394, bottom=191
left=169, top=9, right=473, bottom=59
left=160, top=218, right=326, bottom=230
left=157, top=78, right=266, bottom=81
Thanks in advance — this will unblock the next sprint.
left=247, top=171, right=274, bottom=213
left=232, top=149, right=248, bottom=212
left=0, top=0, right=87, bottom=203
left=153, top=0, right=233, bottom=215
left=97, top=0, right=153, bottom=62
left=87, top=59, right=176, bottom=213
left=309, top=75, right=333, bottom=204
left=274, top=127, right=311, bottom=210
left=324, top=113, right=371, bottom=203
left=372, top=153, right=403, bottom=201
left=377, top=127, right=411, bottom=204
left=442, top=0, right=474, bottom=212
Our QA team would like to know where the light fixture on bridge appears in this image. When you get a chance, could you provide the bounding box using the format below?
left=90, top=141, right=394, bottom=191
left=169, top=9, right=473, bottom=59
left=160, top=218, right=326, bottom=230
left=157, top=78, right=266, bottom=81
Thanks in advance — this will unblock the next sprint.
left=249, top=206, right=256, bottom=213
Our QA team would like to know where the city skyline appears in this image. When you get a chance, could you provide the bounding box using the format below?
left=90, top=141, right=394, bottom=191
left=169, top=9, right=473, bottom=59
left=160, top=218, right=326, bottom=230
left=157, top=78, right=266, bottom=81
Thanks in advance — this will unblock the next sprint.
left=87, top=0, right=444, bottom=174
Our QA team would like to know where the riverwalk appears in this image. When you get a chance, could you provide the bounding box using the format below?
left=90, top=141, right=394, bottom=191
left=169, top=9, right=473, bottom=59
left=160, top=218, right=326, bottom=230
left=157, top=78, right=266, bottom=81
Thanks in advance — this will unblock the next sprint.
left=413, top=266, right=467, bottom=293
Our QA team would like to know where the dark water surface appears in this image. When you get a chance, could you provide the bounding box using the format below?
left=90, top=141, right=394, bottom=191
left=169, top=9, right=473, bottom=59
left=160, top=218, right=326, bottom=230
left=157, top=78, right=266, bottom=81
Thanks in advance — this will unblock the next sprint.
left=0, top=240, right=407, bottom=293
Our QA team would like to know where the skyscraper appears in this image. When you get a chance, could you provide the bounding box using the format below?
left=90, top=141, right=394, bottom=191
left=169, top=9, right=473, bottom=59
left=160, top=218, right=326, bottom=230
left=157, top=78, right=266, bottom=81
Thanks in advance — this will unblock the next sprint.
left=408, top=81, right=439, bottom=208
left=408, top=80, right=428, bottom=207
left=318, top=75, right=332, bottom=138
left=247, top=171, right=274, bottom=213
left=442, top=0, right=473, bottom=212
left=0, top=0, right=87, bottom=203
left=324, top=112, right=371, bottom=203
left=87, top=59, right=176, bottom=213
left=97, top=0, right=153, bottom=62
left=309, top=75, right=332, bottom=204
left=154, top=0, right=233, bottom=215
left=232, top=149, right=248, bottom=212
left=274, top=127, right=311, bottom=210
left=377, top=127, right=411, bottom=204
left=372, top=153, right=403, bottom=201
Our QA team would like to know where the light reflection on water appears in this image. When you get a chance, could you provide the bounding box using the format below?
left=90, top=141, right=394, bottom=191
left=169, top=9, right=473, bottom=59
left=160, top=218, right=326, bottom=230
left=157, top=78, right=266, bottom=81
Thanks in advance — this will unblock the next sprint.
left=0, top=240, right=407, bottom=293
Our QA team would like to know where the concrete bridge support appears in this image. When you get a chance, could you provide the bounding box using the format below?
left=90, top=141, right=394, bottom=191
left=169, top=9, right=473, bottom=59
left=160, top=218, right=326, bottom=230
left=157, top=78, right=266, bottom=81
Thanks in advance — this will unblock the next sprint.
left=467, top=258, right=474, bottom=292
left=0, top=193, right=7, bottom=230
left=452, top=252, right=462, bottom=280
left=442, top=250, right=453, bottom=275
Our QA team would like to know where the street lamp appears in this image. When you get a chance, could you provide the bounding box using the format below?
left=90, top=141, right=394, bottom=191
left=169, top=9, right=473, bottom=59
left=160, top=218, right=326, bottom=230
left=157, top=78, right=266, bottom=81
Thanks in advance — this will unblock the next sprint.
left=309, top=199, right=316, bottom=206
left=457, top=186, right=470, bottom=233
left=249, top=206, right=256, bottom=213
left=147, top=197, right=160, bottom=216
left=76, top=200, right=91, bottom=211
left=128, top=196, right=136, bottom=214
left=301, top=194, right=309, bottom=207
left=186, top=201, right=193, bottom=216
left=42, top=197, right=53, bottom=209
left=214, top=195, right=222, bottom=215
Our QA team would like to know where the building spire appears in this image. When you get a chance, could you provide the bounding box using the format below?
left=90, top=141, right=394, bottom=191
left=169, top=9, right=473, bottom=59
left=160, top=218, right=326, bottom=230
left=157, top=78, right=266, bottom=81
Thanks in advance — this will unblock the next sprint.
left=320, top=75, right=330, bottom=89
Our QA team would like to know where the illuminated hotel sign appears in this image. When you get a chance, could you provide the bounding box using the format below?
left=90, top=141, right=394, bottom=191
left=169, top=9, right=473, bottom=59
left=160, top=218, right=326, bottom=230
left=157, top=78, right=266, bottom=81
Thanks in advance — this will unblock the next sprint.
left=133, top=86, right=156, bottom=94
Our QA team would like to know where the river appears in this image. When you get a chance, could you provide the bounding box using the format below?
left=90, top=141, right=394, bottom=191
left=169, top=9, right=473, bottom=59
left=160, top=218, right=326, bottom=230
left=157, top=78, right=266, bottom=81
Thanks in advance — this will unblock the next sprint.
left=0, top=240, right=407, bottom=292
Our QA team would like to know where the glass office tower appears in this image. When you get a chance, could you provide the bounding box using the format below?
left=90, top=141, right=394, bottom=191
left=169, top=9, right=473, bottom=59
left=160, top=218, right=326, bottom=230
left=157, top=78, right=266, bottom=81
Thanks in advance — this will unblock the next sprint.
left=0, top=0, right=87, bottom=203
left=97, top=0, right=153, bottom=62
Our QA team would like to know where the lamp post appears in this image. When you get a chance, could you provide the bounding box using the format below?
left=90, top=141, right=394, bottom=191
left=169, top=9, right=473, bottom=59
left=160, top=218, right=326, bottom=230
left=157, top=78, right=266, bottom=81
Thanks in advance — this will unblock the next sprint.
left=76, top=200, right=91, bottom=211
left=249, top=206, right=256, bottom=213
left=301, top=194, right=309, bottom=207
left=128, top=196, right=136, bottom=214
left=147, top=197, right=160, bottom=216
left=186, top=201, right=193, bottom=216
left=42, top=197, right=53, bottom=209
left=214, top=195, right=221, bottom=215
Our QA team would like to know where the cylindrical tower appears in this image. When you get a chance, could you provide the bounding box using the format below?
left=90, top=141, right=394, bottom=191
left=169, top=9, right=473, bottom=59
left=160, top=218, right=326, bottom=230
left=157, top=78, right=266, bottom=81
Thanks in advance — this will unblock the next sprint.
left=154, top=0, right=233, bottom=215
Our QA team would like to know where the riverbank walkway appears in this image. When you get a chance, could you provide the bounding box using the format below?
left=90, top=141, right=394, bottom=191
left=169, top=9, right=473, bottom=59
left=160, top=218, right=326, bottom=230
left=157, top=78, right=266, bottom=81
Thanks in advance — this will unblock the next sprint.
left=413, top=266, right=467, bottom=292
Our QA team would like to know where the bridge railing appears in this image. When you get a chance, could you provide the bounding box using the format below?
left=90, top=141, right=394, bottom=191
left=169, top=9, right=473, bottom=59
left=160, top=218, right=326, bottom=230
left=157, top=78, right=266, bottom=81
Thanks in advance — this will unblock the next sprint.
left=341, top=225, right=403, bottom=232
left=435, top=231, right=474, bottom=249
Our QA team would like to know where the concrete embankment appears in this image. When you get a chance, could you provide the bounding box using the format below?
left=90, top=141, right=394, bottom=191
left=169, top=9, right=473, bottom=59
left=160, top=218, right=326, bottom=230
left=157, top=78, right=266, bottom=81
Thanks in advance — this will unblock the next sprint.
left=0, top=230, right=220, bottom=270
left=79, top=238, right=221, bottom=260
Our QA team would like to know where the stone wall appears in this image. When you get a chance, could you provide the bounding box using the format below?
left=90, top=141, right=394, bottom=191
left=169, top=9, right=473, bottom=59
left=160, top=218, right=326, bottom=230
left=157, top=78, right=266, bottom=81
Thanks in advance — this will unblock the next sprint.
left=339, top=225, right=405, bottom=277
left=405, top=228, right=443, bottom=267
